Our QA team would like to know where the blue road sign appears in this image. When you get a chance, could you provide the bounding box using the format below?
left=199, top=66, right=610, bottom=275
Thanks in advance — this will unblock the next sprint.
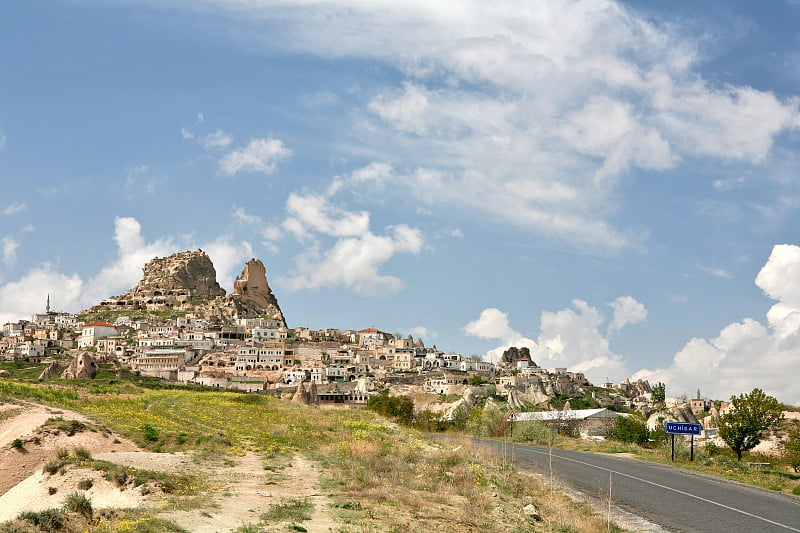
left=665, top=422, right=702, bottom=435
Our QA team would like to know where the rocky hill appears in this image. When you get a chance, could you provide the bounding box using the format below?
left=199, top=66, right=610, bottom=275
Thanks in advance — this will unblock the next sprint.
left=86, top=250, right=286, bottom=325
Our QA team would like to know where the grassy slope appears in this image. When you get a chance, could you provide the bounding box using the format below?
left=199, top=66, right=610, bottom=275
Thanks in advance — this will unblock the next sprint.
left=0, top=367, right=622, bottom=533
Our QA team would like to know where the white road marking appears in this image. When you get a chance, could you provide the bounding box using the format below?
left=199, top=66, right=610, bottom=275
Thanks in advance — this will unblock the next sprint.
left=523, top=447, right=800, bottom=532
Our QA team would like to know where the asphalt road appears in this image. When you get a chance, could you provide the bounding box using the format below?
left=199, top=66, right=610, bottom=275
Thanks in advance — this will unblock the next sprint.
left=448, top=437, right=800, bottom=532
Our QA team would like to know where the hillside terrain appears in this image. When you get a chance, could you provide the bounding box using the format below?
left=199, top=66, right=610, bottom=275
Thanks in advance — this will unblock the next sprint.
left=0, top=371, right=624, bottom=533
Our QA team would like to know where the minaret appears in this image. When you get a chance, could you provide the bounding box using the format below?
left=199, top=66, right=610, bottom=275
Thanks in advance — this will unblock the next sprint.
left=46, top=294, right=51, bottom=314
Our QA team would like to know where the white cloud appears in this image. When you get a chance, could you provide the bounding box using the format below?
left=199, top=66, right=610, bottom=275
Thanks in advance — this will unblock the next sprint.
left=283, top=224, right=423, bottom=296
left=463, top=308, right=521, bottom=343
left=0, top=217, right=260, bottom=322
left=0, top=130, right=6, bottom=149
left=634, top=244, right=800, bottom=404
left=219, top=138, right=291, bottom=176
left=464, top=299, right=633, bottom=379
left=82, top=217, right=177, bottom=306
left=698, top=264, right=732, bottom=279
left=196, top=113, right=204, bottom=124
left=181, top=127, right=194, bottom=140
left=407, top=326, right=435, bottom=342
left=162, top=0, right=799, bottom=251
left=0, top=264, right=84, bottom=324
left=2, top=237, right=19, bottom=267
left=20, top=224, right=35, bottom=233
left=202, top=235, right=254, bottom=291
left=232, top=206, right=264, bottom=226
left=284, top=192, right=370, bottom=239
left=3, top=202, right=27, bottom=216
left=607, top=295, right=648, bottom=335
left=202, top=129, right=234, bottom=149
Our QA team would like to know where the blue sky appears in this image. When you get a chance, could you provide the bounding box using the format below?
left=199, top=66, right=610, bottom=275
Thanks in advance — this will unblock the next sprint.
left=3, top=0, right=800, bottom=403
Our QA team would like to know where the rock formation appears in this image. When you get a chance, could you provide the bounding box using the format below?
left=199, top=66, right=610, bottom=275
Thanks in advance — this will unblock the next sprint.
left=231, top=259, right=285, bottom=324
left=90, top=250, right=286, bottom=325
left=38, top=361, right=60, bottom=380
left=291, top=381, right=319, bottom=406
left=61, top=353, right=98, bottom=379
left=100, top=249, right=225, bottom=311
left=502, top=346, right=536, bottom=366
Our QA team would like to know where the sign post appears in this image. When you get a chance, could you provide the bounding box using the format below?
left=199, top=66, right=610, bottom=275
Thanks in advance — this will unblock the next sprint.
left=665, top=422, right=702, bottom=461
left=506, top=411, right=518, bottom=465
left=507, top=410, right=517, bottom=439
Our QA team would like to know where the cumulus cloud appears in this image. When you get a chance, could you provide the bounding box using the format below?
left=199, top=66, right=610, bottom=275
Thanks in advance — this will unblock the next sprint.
left=464, top=298, right=640, bottom=380
left=0, top=217, right=259, bottom=322
left=634, top=244, right=800, bottom=404
left=154, top=0, right=799, bottom=251
left=202, top=236, right=254, bottom=291
left=608, top=296, right=648, bottom=335
left=2, top=237, right=20, bottom=267
left=267, top=162, right=425, bottom=295
left=284, top=224, right=423, bottom=295
left=3, top=202, right=27, bottom=216
left=0, top=264, right=84, bottom=324
left=407, top=326, right=435, bottom=342
left=82, top=217, right=177, bottom=305
left=219, top=138, right=291, bottom=176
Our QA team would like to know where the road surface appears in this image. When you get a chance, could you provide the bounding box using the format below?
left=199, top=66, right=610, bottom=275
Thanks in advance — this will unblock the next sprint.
left=444, top=437, right=800, bottom=532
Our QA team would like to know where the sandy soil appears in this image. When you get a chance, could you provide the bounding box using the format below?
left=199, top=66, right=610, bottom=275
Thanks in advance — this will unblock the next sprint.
left=0, top=401, right=338, bottom=532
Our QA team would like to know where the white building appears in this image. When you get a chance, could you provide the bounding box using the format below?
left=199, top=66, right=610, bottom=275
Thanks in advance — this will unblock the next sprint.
left=78, top=321, right=118, bottom=348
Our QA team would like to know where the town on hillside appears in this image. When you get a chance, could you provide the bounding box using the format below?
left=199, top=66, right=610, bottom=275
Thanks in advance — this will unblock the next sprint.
left=0, top=250, right=782, bottom=444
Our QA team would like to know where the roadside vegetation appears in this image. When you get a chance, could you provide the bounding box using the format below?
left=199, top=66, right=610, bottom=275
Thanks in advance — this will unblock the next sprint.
left=1, top=370, right=625, bottom=532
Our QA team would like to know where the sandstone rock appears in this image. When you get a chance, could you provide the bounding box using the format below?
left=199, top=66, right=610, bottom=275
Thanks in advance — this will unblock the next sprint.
left=61, top=353, right=98, bottom=379
left=231, top=259, right=285, bottom=324
left=0, top=369, right=9, bottom=378
left=523, top=504, right=541, bottom=520
left=38, top=361, right=60, bottom=380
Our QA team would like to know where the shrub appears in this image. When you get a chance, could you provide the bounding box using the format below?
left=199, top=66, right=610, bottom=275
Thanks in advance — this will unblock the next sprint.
left=19, top=509, right=66, bottom=530
left=10, top=438, right=23, bottom=449
left=63, top=491, right=92, bottom=518
left=366, top=393, right=414, bottom=424
left=72, top=446, right=91, bottom=460
left=77, top=478, right=93, bottom=490
left=142, top=424, right=159, bottom=443
left=608, top=415, right=650, bottom=445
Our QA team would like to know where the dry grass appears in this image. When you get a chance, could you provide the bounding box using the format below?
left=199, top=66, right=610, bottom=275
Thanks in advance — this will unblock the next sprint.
left=317, top=433, right=624, bottom=532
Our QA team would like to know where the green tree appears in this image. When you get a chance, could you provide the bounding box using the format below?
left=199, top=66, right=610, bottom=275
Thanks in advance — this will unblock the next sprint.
left=652, top=382, right=665, bottom=406
left=366, top=393, right=415, bottom=424
left=608, top=415, right=650, bottom=445
left=719, top=388, right=784, bottom=461
left=781, top=421, right=800, bottom=473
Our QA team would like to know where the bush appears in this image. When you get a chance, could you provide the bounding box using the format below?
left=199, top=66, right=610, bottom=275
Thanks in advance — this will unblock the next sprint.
left=19, top=509, right=66, bottom=530
left=77, top=478, right=93, bottom=490
left=142, top=424, right=159, bottom=443
left=366, top=393, right=415, bottom=424
left=63, top=491, right=92, bottom=518
left=10, top=438, right=23, bottom=449
left=608, top=415, right=650, bottom=445
left=514, top=420, right=555, bottom=445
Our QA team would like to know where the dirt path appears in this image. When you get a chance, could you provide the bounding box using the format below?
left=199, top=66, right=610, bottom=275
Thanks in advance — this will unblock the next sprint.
left=163, top=453, right=338, bottom=533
